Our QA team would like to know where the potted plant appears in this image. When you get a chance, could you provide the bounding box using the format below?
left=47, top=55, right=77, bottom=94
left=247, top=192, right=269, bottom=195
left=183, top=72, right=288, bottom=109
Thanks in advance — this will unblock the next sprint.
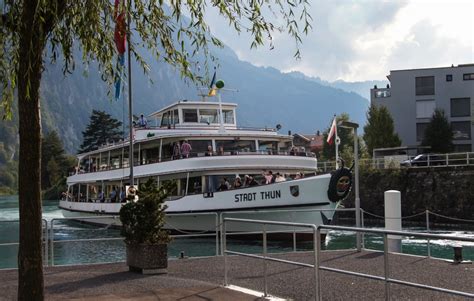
left=119, top=178, right=172, bottom=274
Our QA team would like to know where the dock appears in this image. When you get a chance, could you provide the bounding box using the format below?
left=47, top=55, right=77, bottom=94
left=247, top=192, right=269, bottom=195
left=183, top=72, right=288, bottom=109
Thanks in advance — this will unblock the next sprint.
left=0, top=250, right=472, bottom=300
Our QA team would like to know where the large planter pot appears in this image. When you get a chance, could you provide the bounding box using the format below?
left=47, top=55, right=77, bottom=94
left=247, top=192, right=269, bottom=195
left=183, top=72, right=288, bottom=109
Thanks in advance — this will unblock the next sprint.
left=126, top=243, right=168, bottom=274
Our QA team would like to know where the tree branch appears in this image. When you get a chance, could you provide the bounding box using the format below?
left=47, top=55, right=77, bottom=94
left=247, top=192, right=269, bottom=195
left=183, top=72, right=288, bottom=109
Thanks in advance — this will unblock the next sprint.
left=43, top=0, right=68, bottom=34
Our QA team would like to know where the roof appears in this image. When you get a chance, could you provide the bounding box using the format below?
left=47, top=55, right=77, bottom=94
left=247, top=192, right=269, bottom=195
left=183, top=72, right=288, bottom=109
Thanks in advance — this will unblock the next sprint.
left=148, top=100, right=238, bottom=118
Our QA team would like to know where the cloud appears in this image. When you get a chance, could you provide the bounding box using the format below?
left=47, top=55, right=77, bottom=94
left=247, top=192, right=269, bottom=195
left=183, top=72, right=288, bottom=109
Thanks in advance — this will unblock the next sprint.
left=204, top=0, right=473, bottom=81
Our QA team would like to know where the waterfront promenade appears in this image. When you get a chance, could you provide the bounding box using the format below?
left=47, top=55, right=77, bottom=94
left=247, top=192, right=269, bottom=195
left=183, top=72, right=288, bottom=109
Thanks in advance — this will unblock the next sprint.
left=0, top=250, right=472, bottom=300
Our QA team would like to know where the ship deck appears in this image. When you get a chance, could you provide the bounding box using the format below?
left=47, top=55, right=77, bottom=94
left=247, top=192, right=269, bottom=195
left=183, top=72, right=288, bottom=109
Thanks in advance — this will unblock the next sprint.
left=1, top=250, right=472, bottom=300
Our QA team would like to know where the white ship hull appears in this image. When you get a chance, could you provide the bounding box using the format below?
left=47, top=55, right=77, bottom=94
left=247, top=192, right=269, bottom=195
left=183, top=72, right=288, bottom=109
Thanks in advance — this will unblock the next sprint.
left=60, top=174, right=338, bottom=232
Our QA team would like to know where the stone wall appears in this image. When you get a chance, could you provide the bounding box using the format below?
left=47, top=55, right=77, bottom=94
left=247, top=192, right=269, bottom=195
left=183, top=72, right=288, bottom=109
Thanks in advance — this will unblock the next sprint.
left=342, top=166, right=474, bottom=221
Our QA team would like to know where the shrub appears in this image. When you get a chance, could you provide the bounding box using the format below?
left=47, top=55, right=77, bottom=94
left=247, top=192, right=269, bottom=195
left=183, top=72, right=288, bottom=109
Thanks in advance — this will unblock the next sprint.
left=120, top=179, right=172, bottom=245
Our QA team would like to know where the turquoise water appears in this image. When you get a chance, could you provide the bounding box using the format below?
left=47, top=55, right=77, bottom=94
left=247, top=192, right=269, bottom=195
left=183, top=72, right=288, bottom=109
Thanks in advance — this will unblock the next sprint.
left=0, top=195, right=473, bottom=268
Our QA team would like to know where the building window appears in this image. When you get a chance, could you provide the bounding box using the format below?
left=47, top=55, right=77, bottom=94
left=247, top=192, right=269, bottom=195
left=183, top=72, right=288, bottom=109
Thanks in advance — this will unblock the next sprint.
left=416, top=123, right=429, bottom=142
left=415, top=76, right=435, bottom=95
left=416, top=100, right=435, bottom=119
left=183, top=109, right=198, bottom=123
left=450, top=98, right=470, bottom=117
left=463, top=73, right=474, bottom=80
left=375, top=90, right=391, bottom=98
left=451, top=121, right=471, bottom=140
left=446, top=74, right=452, bottom=82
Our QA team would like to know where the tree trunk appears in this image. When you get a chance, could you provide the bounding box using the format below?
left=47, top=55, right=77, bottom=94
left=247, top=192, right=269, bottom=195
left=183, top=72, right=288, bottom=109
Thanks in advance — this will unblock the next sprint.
left=17, top=0, right=46, bottom=299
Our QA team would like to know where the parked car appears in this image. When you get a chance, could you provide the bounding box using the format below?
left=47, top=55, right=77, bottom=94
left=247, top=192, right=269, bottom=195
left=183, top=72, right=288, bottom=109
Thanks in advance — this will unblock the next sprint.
left=400, top=154, right=446, bottom=167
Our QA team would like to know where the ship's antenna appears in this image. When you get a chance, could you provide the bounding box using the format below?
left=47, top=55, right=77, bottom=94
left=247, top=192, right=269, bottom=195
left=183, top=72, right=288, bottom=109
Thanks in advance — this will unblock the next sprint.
left=127, top=0, right=134, bottom=187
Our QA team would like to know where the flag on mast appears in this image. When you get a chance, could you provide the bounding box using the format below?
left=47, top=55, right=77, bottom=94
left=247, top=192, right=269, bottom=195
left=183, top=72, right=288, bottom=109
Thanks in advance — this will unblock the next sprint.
left=327, top=115, right=339, bottom=169
left=327, top=116, right=337, bottom=145
left=114, top=0, right=126, bottom=100
left=208, top=68, right=217, bottom=97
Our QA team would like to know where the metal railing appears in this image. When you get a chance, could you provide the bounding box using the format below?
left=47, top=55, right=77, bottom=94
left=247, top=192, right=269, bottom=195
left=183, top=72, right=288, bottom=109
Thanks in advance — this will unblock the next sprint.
left=222, top=217, right=319, bottom=298
left=219, top=208, right=357, bottom=256
left=49, top=213, right=221, bottom=266
left=360, top=209, right=474, bottom=258
left=316, top=225, right=474, bottom=300
left=75, top=150, right=316, bottom=175
left=0, top=219, right=48, bottom=267
left=318, top=151, right=474, bottom=172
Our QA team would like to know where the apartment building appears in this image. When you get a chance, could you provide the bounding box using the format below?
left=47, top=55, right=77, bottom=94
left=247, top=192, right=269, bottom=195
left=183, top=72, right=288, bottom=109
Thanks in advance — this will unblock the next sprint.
left=371, top=64, right=474, bottom=152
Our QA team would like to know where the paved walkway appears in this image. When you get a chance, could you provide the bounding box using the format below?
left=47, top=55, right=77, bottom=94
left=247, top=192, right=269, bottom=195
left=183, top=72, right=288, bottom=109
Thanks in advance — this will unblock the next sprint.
left=0, top=250, right=473, bottom=300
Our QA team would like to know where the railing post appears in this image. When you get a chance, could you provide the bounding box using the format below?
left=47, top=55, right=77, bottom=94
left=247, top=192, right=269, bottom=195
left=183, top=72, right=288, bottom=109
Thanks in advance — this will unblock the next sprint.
left=215, top=213, right=219, bottom=256
left=43, top=219, right=48, bottom=267
left=315, top=226, right=321, bottom=301
left=50, top=219, right=55, bottom=266
left=383, top=233, right=390, bottom=300
left=220, top=213, right=224, bottom=256
left=293, top=230, right=297, bottom=252
left=426, top=210, right=431, bottom=258
left=361, top=209, right=365, bottom=249
left=263, top=224, right=268, bottom=298
left=223, top=218, right=228, bottom=286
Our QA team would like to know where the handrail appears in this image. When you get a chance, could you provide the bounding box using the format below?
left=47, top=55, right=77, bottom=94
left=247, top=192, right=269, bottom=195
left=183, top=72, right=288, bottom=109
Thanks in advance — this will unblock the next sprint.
left=0, top=219, right=48, bottom=267
left=316, top=225, right=474, bottom=300
left=49, top=213, right=220, bottom=266
left=74, top=150, right=316, bottom=176
left=319, top=151, right=474, bottom=171
left=223, top=217, right=319, bottom=299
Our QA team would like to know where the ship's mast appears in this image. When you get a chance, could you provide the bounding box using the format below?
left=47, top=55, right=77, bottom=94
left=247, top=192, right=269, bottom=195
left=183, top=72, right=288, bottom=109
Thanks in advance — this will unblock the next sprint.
left=127, top=0, right=134, bottom=186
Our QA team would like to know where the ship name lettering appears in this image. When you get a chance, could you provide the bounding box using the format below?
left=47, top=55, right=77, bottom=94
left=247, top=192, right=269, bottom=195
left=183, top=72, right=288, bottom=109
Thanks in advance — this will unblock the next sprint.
left=234, top=190, right=281, bottom=202
left=260, top=190, right=281, bottom=200
left=234, top=192, right=257, bottom=202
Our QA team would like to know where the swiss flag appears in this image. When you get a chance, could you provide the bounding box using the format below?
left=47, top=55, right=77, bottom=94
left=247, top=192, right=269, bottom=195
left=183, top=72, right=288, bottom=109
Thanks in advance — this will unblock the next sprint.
left=327, top=117, right=337, bottom=145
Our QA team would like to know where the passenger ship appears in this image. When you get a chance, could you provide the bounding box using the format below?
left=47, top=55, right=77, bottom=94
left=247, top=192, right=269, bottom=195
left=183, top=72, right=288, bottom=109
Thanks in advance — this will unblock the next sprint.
left=59, top=97, right=351, bottom=233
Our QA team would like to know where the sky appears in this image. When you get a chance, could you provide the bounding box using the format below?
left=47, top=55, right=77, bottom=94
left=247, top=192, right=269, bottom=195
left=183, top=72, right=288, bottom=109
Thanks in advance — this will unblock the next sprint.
left=205, top=0, right=474, bottom=82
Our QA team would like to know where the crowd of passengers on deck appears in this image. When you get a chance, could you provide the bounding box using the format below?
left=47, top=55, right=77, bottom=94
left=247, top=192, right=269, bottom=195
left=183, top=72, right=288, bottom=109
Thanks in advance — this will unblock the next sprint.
left=216, top=170, right=304, bottom=192
left=62, top=171, right=307, bottom=203
left=76, top=141, right=312, bottom=174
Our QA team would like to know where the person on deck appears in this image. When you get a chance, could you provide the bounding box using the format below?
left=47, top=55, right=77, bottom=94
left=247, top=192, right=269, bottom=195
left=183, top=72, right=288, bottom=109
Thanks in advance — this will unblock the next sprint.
left=172, top=141, right=181, bottom=160
left=205, top=145, right=214, bottom=156
left=275, top=172, right=286, bottom=182
left=217, top=146, right=225, bottom=156
left=138, top=114, right=148, bottom=128
left=181, top=140, right=192, bottom=158
left=120, top=187, right=126, bottom=203
left=233, top=176, right=242, bottom=189
left=248, top=176, right=259, bottom=187
left=263, top=170, right=274, bottom=184
left=99, top=190, right=105, bottom=203
left=110, top=186, right=117, bottom=203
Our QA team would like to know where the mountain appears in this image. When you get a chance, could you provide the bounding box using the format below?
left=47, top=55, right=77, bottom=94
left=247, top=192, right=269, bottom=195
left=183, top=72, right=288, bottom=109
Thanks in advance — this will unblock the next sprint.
left=286, top=71, right=388, bottom=101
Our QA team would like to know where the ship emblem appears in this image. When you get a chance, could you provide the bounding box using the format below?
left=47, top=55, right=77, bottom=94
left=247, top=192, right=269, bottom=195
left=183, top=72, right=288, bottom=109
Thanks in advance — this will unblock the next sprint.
left=336, top=176, right=351, bottom=197
left=290, top=185, right=299, bottom=197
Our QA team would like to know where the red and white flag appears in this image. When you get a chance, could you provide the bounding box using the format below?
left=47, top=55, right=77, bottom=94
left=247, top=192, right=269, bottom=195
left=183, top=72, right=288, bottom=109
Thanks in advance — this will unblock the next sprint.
left=327, top=117, right=337, bottom=145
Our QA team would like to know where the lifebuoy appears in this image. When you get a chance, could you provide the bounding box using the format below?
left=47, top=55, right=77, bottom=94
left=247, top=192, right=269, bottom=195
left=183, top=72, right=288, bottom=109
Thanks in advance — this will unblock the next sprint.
left=327, top=166, right=353, bottom=202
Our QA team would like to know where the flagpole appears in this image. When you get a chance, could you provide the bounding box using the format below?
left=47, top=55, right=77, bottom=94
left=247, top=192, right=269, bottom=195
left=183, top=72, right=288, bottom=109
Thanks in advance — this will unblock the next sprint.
left=217, top=91, right=225, bottom=133
left=127, top=0, right=134, bottom=186
left=334, top=114, right=339, bottom=169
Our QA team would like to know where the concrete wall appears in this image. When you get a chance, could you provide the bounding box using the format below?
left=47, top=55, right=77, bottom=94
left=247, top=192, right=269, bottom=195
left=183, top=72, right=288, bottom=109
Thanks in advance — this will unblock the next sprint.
left=343, top=166, right=474, bottom=221
left=371, top=65, right=474, bottom=152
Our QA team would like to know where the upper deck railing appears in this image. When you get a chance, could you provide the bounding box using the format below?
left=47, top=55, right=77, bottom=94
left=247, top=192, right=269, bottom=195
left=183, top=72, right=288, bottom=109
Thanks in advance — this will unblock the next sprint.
left=72, top=150, right=316, bottom=176
left=92, top=125, right=282, bottom=151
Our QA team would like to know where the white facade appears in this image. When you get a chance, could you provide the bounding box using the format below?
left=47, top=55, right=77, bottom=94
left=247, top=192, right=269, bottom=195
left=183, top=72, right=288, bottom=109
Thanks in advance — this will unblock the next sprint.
left=371, top=64, right=474, bottom=152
